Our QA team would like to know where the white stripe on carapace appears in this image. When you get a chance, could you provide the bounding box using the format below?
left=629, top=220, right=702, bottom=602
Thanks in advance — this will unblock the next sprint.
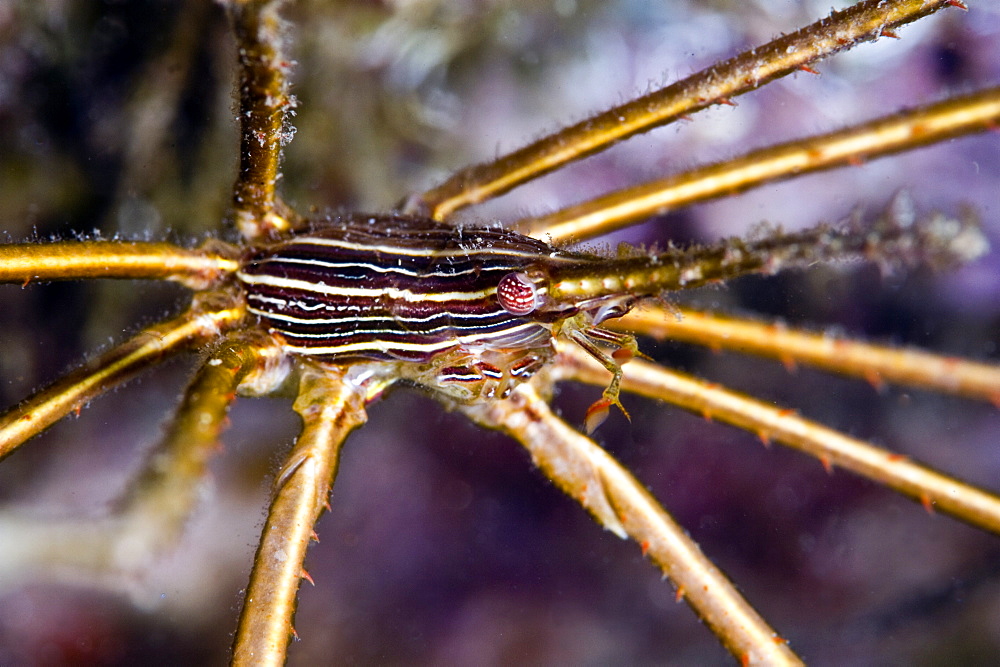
left=247, top=294, right=366, bottom=313
left=237, top=271, right=500, bottom=303
left=277, top=321, right=545, bottom=356
left=274, top=320, right=515, bottom=340
left=246, top=255, right=520, bottom=279
left=285, top=235, right=575, bottom=261
left=247, top=295, right=506, bottom=326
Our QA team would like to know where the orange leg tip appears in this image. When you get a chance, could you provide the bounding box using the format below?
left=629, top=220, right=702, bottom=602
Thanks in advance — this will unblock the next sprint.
left=773, top=635, right=789, bottom=645
left=946, top=0, right=968, bottom=9
left=820, top=455, right=834, bottom=475
left=741, top=653, right=750, bottom=667
left=616, top=507, right=628, bottom=525
left=879, top=28, right=900, bottom=39
left=291, top=626, right=300, bottom=641
left=780, top=355, right=798, bottom=373
left=674, top=586, right=685, bottom=604
left=798, top=64, right=820, bottom=75
left=921, top=493, right=935, bottom=515
left=886, top=453, right=906, bottom=462
left=719, top=97, right=738, bottom=107
left=863, top=369, right=886, bottom=392
left=757, top=431, right=772, bottom=448
left=639, top=540, right=650, bottom=556
left=300, top=568, right=315, bottom=586
left=310, top=529, right=320, bottom=543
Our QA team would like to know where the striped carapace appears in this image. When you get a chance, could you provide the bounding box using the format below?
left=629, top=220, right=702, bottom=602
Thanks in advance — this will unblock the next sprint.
left=235, top=213, right=633, bottom=413
left=237, top=214, right=579, bottom=364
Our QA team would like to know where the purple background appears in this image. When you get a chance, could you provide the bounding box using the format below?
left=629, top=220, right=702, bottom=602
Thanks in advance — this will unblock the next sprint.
left=0, top=1, right=998, bottom=664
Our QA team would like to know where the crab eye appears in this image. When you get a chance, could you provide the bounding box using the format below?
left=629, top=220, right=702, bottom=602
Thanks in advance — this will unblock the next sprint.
left=497, top=272, right=539, bottom=316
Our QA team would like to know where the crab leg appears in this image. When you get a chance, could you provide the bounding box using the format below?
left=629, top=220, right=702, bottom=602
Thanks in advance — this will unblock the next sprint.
left=412, top=0, right=963, bottom=220
left=556, top=341, right=1000, bottom=535
left=229, top=0, right=300, bottom=239
left=0, top=240, right=238, bottom=289
left=544, top=209, right=984, bottom=305
left=0, top=299, right=244, bottom=460
left=0, top=335, right=271, bottom=584
left=612, top=307, right=1000, bottom=404
left=233, top=365, right=368, bottom=667
left=517, top=87, right=1000, bottom=242
left=461, top=381, right=803, bottom=666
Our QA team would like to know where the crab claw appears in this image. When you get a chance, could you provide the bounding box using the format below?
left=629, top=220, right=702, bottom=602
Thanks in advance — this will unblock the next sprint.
left=611, top=346, right=634, bottom=364
left=584, top=398, right=613, bottom=434
left=584, top=393, right=632, bottom=434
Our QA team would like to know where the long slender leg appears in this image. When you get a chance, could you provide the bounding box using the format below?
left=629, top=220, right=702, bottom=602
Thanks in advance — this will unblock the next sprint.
left=233, top=365, right=367, bottom=667
left=543, top=207, right=984, bottom=306
left=516, top=88, right=1000, bottom=242
left=460, top=381, right=803, bottom=667
left=611, top=306, right=1000, bottom=404
left=0, top=241, right=238, bottom=289
left=0, top=298, right=244, bottom=460
left=0, top=335, right=275, bottom=586
left=554, top=341, right=1000, bottom=535
left=410, top=0, right=962, bottom=220
left=229, top=0, right=301, bottom=239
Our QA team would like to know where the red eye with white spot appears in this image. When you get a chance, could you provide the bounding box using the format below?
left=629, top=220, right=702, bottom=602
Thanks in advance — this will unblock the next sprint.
left=497, top=272, right=539, bottom=316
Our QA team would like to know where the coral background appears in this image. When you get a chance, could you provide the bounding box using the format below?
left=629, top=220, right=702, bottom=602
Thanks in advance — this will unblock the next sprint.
left=0, top=1, right=998, bottom=664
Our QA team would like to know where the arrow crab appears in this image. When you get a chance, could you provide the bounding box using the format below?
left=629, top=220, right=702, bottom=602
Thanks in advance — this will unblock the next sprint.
left=0, top=0, right=998, bottom=663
